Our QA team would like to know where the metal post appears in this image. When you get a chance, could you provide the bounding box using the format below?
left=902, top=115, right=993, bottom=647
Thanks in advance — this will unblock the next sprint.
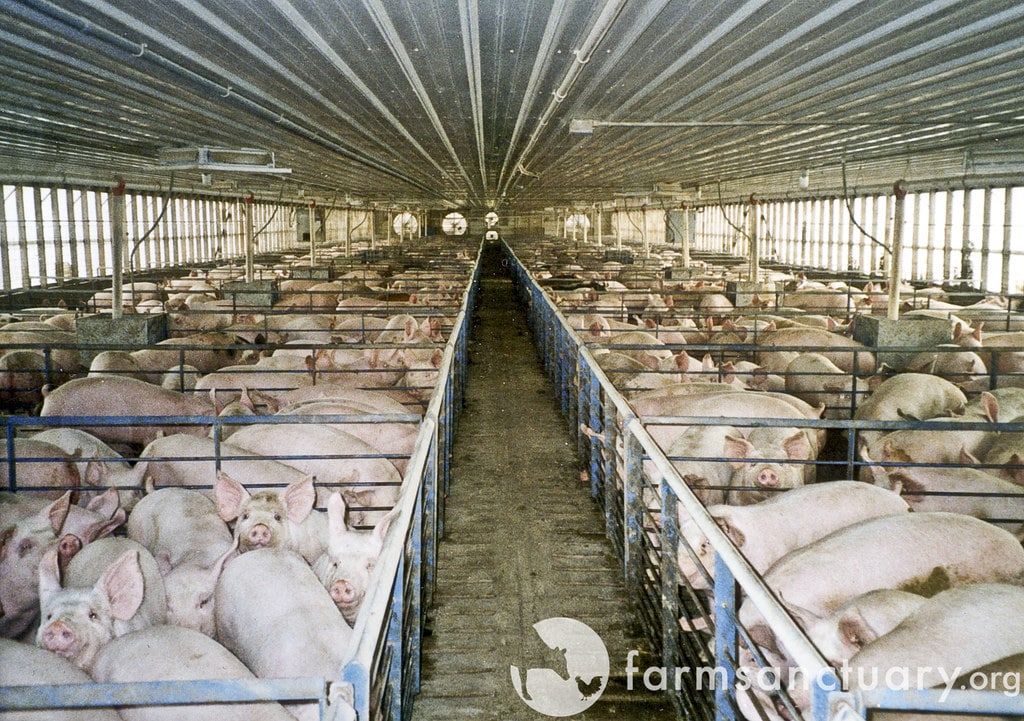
left=109, top=182, right=126, bottom=319
left=308, top=202, right=317, bottom=267
left=345, top=206, right=352, bottom=257
left=748, top=195, right=760, bottom=281
left=370, top=208, right=376, bottom=251
left=682, top=206, right=690, bottom=268
left=1001, top=188, right=1014, bottom=294
left=596, top=204, right=603, bottom=247
left=244, top=195, right=255, bottom=283
left=888, top=180, right=907, bottom=321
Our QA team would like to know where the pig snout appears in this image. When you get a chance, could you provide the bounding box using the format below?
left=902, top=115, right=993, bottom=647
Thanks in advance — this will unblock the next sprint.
left=756, top=468, right=779, bottom=487
left=41, top=620, right=77, bottom=655
left=246, top=524, right=273, bottom=548
left=329, top=579, right=358, bottom=606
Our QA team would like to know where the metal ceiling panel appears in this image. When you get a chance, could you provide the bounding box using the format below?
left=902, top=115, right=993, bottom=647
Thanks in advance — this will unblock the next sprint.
left=0, top=0, right=1021, bottom=209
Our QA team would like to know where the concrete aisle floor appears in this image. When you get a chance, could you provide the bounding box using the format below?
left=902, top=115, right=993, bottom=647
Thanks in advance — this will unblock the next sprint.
left=411, top=243, right=676, bottom=720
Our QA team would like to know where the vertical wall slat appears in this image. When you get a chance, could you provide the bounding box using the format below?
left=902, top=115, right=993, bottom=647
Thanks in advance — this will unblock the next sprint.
left=94, top=190, right=107, bottom=277
left=1002, top=188, right=1014, bottom=294
left=15, top=188, right=30, bottom=289
left=33, top=187, right=48, bottom=288
left=0, top=186, right=11, bottom=292
left=980, top=187, right=993, bottom=291
left=50, top=188, right=65, bottom=285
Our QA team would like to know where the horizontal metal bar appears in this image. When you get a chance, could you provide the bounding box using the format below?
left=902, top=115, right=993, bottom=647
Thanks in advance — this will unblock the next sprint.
left=0, top=677, right=327, bottom=710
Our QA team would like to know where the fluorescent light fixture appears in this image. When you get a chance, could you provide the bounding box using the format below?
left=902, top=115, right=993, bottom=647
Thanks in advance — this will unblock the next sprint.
left=157, top=147, right=291, bottom=174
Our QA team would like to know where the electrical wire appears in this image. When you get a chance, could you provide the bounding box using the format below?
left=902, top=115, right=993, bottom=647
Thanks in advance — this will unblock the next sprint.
left=842, top=156, right=887, bottom=250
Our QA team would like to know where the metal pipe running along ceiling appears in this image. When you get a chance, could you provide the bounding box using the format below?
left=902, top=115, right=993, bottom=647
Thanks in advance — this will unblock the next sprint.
left=0, top=0, right=1022, bottom=210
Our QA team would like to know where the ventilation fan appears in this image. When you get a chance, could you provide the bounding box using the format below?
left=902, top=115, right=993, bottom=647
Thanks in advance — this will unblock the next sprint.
left=393, top=211, right=419, bottom=237
left=442, top=212, right=468, bottom=236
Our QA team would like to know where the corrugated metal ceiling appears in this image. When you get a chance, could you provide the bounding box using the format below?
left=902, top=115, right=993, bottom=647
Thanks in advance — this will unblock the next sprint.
left=1, top=0, right=1022, bottom=210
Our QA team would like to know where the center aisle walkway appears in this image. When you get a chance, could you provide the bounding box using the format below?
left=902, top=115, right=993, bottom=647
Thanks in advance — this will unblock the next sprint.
left=412, top=242, right=675, bottom=720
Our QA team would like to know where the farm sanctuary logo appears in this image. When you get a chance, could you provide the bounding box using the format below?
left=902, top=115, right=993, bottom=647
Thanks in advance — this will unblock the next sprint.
left=510, top=617, right=610, bottom=716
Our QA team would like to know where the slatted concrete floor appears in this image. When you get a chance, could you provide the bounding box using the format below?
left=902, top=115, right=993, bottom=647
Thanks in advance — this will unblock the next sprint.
left=411, top=243, right=676, bottom=720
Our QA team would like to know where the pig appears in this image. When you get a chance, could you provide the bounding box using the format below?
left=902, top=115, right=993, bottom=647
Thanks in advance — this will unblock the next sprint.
left=127, top=488, right=235, bottom=635
left=215, top=548, right=354, bottom=721
left=37, top=537, right=167, bottom=672
left=852, top=373, right=967, bottom=456
left=0, top=439, right=81, bottom=498
left=160, top=364, right=201, bottom=392
left=756, top=326, right=876, bottom=375
left=90, top=625, right=297, bottom=721
left=904, top=345, right=990, bottom=393
left=846, top=584, right=1024, bottom=692
left=0, top=329, right=80, bottom=372
left=1, top=491, right=124, bottom=640
left=0, top=349, right=65, bottom=412
left=88, top=350, right=145, bottom=381
left=30, top=428, right=146, bottom=510
left=224, top=424, right=403, bottom=524
left=275, top=400, right=419, bottom=473
left=193, top=361, right=315, bottom=396
left=136, top=434, right=309, bottom=495
left=600, top=330, right=675, bottom=369
left=737, top=513, right=1024, bottom=655
left=798, top=589, right=928, bottom=666
left=0, top=638, right=123, bottom=721
left=784, top=352, right=860, bottom=419
left=129, top=331, right=248, bottom=378
left=39, top=376, right=216, bottom=447
left=879, top=457, right=1024, bottom=539
left=721, top=426, right=815, bottom=502
left=659, top=425, right=740, bottom=505
left=631, top=390, right=824, bottom=453
left=214, top=472, right=327, bottom=564
left=312, top=493, right=397, bottom=625
left=332, top=315, right=389, bottom=343
left=677, top=481, right=910, bottom=590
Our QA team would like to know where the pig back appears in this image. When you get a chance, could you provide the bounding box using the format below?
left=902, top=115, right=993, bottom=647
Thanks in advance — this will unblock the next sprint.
left=0, top=638, right=122, bottom=720
left=215, top=548, right=353, bottom=681
left=90, top=625, right=296, bottom=721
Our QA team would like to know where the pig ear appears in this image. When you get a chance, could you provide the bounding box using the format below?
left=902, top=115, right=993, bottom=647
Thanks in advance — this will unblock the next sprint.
left=783, top=432, right=812, bottom=461
left=97, top=550, right=145, bottom=622
left=981, top=392, right=999, bottom=422
left=57, top=534, right=83, bottom=575
left=154, top=550, right=174, bottom=577
left=722, top=435, right=754, bottom=469
left=713, top=515, right=745, bottom=549
left=38, top=546, right=63, bottom=601
left=373, top=506, right=400, bottom=542
left=327, top=492, right=349, bottom=536
left=214, top=471, right=250, bottom=522
left=959, top=447, right=979, bottom=464
left=781, top=599, right=822, bottom=630
left=1007, top=454, right=1024, bottom=486
left=283, top=476, right=316, bottom=524
left=85, top=487, right=121, bottom=518
left=431, top=348, right=444, bottom=369
left=209, top=388, right=224, bottom=416
left=84, top=460, right=108, bottom=488
left=45, top=492, right=73, bottom=534
left=404, top=317, right=417, bottom=341
left=838, top=611, right=880, bottom=650
left=82, top=507, right=127, bottom=543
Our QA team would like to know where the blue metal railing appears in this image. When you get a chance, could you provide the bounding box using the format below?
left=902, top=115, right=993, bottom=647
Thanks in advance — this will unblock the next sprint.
left=503, top=239, right=1024, bottom=721
left=0, top=243, right=481, bottom=720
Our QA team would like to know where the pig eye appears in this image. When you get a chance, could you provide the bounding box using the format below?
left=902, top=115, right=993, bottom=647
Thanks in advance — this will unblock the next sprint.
left=273, top=513, right=282, bottom=522
left=241, top=513, right=249, bottom=521
left=17, top=539, right=34, bottom=557
left=366, top=559, right=376, bottom=572
left=198, top=596, right=211, bottom=609
left=88, top=611, right=98, bottom=621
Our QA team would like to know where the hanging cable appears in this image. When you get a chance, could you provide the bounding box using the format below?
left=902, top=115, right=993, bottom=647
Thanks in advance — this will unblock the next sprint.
left=253, top=180, right=289, bottom=239
left=716, top=181, right=751, bottom=243
left=842, top=156, right=887, bottom=250
left=127, top=173, right=174, bottom=307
